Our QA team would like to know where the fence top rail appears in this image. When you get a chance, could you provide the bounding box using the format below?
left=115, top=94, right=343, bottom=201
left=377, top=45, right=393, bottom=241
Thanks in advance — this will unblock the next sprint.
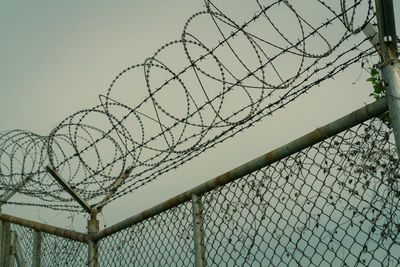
left=91, top=97, right=388, bottom=242
left=0, top=213, right=88, bottom=243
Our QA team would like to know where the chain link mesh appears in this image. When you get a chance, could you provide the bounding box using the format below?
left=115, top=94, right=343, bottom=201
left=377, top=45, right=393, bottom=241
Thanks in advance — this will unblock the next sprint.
left=9, top=223, right=34, bottom=266
left=2, top=223, right=87, bottom=267
left=98, top=201, right=194, bottom=266
left=40, top=233, right=87, bottom=266
left=2, top=117, right=399, bottom=266
left=0, top=0, right=398, bottom=265
left=201, top=117, right=399, bottom=266
left=93, top=116, right=399, bottom=266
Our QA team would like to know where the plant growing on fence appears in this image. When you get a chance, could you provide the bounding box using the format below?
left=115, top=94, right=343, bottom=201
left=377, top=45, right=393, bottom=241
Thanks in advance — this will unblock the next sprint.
left=364, top=59, right=391, bottom=124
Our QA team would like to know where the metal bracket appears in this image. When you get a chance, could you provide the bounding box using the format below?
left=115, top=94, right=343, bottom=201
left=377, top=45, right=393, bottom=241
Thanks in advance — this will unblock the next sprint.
left=46, top=164, right=92, bottom=214
left=363, top=23, right=380, bottom=48
left=94, top=167, right=133, bottom=213
left=0, top=175, right=32, bottom=208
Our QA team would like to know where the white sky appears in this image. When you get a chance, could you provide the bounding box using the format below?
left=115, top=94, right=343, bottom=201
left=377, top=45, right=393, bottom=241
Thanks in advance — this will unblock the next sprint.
left=0, top=0, right=399, bottom=232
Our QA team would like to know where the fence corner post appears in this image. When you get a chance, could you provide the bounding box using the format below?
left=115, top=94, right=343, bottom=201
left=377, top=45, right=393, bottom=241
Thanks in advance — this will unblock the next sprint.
left=375, top=0, right=400, bottom=155
left=8, top=231, right=17, bottom=267
left=88, top=214, right=99, bottom=267
left=192, top=194, right=205, bottom=267
left=32, top=230, right=42, bottom=267
left=383, top=61, right=400, bottom=152
left=0, top=220, right=11, bottom=267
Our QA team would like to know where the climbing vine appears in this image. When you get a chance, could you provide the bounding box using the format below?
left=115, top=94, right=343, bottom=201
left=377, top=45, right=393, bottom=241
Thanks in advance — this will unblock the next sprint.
left=364, top=59, right=391, bottom=125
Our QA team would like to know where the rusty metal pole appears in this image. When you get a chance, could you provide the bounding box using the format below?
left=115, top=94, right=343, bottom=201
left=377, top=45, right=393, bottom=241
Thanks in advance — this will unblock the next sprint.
left=11, top=231, right=26, bottom=267
left=88, top=213, right=99, bottom=267
left=192, top=194, right=205, bottom=267
left=0, top=214, right=87, bottom=243
left=14, top=233, right=25, bottom=267
left=0, top=220, right=11, bottom=267
left=0, top=220, right=4, bottom=265
left=383, top=61, right=400, bottom=153
left=375, top=0, right=400, bottom=155
left=31, top=230, right=41, bottom=267
left=6, top=230, right=15, bottom=267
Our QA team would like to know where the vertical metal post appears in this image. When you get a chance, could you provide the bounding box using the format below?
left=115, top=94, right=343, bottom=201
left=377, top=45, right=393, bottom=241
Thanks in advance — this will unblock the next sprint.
left=14, top=233, right=25, bottom=267
left=0, top=220, right=11, bottom=267
left=88, top=214, right=99, bottom=267
left=383, top=62, right=400, bottom=148
left=11, top=231, right=25, bottom=267
left=192, top=194, right=205, bottom=267
left=7, top=230, right=16, bottom=267
left=375, top=0, right=400, bottom=155
left=0, top=219, right=4, bottom=262
left=31, top=230, right=41, bottom=267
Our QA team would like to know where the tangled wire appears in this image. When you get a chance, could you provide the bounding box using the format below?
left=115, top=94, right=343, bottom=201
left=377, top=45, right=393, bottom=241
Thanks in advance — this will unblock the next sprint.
left=0, top=0, right=378, bottom=211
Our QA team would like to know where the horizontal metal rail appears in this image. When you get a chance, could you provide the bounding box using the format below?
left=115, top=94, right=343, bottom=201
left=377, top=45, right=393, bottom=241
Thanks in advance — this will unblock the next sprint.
left=91, top=97, right=388, bottom=241
left=0, top=214, right=88, bottom=243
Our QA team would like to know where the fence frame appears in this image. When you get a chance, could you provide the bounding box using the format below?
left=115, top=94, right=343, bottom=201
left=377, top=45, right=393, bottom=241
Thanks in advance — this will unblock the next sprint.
left=0, top=96, right=390, bottom=266
left=0, top=0, right=399, bottom=265
left=31, top=230, right=41, bottom=267
left=0, top=214, right=88, bottom=244
left=91, top=96, right=388, bottom=242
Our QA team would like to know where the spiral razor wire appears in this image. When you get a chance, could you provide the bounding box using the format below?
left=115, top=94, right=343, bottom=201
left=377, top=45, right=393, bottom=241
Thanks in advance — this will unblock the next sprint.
left=0, top=0, right=378, bottom=211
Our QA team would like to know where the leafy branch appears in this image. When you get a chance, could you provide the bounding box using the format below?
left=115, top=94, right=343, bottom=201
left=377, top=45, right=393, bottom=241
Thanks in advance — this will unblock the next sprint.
left=367, top=67, right=386, bottom=100
left=365, top=61, right=391, bottom=125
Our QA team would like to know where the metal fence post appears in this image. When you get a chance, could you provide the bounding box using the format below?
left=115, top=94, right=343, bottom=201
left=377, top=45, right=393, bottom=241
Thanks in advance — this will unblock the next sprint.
left=11, top=230, right=26, bottom=267
left=0, top=219, right=4, bottom=262
left=31, top=230, right=41, bottom=267
left=192, top=194, right=205, bottom=267
left=88, top=214, right=99, bottom=267
left=7, top=230, right=16, bottom=267
left=13, top=232, right=25, bottom=267
left=383, top=61, right=400, bottom=148
left=0, top=220, right=11, bottom=267
left=375, top=0, right=400, bottom=154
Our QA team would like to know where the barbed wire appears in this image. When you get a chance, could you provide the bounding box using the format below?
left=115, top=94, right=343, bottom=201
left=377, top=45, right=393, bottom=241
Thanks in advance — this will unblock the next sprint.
left=0, top=0, right=378, bottom=211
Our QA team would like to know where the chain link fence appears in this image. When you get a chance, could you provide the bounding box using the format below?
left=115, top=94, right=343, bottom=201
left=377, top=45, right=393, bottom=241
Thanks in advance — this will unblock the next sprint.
left=200, top=117, right=399, bottom=266
left=0, top=0, right=399, bottom=265
left=1, top=110, right=399, bottom=266
left=8, top=223, right=34, bottom=266
left=40, top=233, right=87, bottom=267
left=91, top=117, right=398, bottom=266
left=0, top=218, right=88, bottom=266
left=99, top=201, right=194, bottom=266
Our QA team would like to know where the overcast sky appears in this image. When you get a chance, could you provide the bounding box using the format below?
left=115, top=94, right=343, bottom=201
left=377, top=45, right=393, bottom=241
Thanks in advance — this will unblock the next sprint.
left=0, top=0, right=399, bottom=232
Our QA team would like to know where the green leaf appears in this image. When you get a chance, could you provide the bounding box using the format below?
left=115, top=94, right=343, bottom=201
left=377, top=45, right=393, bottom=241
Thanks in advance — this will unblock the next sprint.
left=370, top=68, right=379, bottom=76
left=377, top=84, right=385, bottom=93
left=379, top=112, right=391, bottom=124
left=366, top=77, right=377, bottom=83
